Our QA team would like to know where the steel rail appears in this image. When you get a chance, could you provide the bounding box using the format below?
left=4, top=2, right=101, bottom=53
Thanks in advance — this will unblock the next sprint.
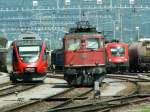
left=48, top=94, right=150, bottom=112
left=3, top=87, right=74, bottom=112
left=51, top=88, right=93, bottom=109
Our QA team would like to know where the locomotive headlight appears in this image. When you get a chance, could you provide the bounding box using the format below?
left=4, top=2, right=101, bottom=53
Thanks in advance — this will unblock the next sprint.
left=109, top=59, right=112, bottom=62
left=124, top=59, right=128, bottom=61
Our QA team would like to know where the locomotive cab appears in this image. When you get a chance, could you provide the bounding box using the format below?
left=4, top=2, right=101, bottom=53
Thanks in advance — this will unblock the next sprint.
left=105, top=42, right=129, bottom=73
left=63, top=21, right=106, bottom=86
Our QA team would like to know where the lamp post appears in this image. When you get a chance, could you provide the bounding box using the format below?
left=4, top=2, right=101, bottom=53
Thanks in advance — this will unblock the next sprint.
left=33, top=1, right=38, bottom=7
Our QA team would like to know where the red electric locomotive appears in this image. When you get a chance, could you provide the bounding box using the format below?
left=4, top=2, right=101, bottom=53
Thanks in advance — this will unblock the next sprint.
left=105, top=41, right=129, bottom=73
left=63, top=21, right=106, bottom=86
left=10, top=32, right=48, bottom=82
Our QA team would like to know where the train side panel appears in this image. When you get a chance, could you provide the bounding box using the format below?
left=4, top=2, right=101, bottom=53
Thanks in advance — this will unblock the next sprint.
left=51, top=49, right=64, bottom=71
left=129, top=39, right=150, bottom=72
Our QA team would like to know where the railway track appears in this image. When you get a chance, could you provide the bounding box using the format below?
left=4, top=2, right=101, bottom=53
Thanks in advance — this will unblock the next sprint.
left=0, top=83, right=38, bottom=98
left=106, top=74, right=150, bottom=82
left=4, top=87, right=93, bottom=112
left=0, top=81, right=12, bottom=89
left=0, top=83, right=53, bottom=112
left=48, top=93, right=150, bottom=112
left=5, top=77, right=138, bottom=112
left=2, top=73, right=148, bottom=112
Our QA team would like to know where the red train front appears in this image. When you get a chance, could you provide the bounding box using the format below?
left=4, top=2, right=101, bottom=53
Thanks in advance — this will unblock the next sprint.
left=105, top=41, right=129, bottom=73
left=63, top=21, right=106, bottom=86
left=10, top=32, right=48, bottom=82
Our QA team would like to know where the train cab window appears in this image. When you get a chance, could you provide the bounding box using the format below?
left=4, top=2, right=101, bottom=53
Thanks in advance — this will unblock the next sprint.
left=86, top=38, right=99, bottom=50
left=111, top=46, right=125, bottom=56
left=66, top=39, right=80, bottom=50
left=18, top=46, right=40, bottom=63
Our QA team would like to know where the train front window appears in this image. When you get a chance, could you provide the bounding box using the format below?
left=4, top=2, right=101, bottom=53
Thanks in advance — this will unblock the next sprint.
left=86, top=38, right=99, bottom=50
left=66, top=39, right=80, bottom=50
left=18, top=46, right=40, bottom=63
left=111, top=46, right=125, bottom=56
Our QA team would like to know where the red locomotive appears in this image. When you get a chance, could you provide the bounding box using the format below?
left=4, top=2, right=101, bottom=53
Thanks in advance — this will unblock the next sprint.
left=63, top=21, right=106, bottom=86
left=105, top=40, right=129, bottom=73
left=10, top=32, right=48, bottom=82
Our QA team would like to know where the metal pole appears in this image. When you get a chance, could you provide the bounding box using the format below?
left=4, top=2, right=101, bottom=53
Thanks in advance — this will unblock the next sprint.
left=138, top=29, right=139, bottom=40
left=57, top=0, right=59, bottom=9
left=110, top=0, right=112, bottom=10
left=79, top=5, right=81, bottom=21
left=113, top=20, right=116, bottom=39
left=120, top=14, right=123, bottom=41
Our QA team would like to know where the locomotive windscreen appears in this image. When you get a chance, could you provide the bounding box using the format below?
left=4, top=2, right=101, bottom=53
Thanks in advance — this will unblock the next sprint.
left=18, top=46, right=41, bottom=63
left=111, top=46, right=125, bottom=56
left=86, top=38, right=99, bottom=49
left=66, top=37, right=101, bottom=50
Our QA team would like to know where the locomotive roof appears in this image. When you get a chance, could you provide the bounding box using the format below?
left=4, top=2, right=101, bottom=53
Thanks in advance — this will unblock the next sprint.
left=64, top=32, right=103, bottom=39
left=15, top=32, right=43, bottom=46
left=18, top=32, right=41, bottom=40
left=65, top=21, right=103, bottom=39
left=69, top=21, right=98, bottom=33
left=15, top=39, right=43, bottom=46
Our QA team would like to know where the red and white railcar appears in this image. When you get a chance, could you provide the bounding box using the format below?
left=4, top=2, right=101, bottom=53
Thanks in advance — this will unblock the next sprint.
left=10, top=32, right=48, bottom=82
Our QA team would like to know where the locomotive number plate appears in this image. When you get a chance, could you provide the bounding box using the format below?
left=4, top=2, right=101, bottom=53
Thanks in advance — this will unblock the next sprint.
left=25, top=67, right=35, bottom=72
left=80, top=53, right=88, bottom=59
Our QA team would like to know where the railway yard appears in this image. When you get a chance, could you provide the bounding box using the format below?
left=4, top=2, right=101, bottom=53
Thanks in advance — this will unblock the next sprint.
left=0, top=72, right=149, bottom=112
left=2, top=0, right=150, bottom=112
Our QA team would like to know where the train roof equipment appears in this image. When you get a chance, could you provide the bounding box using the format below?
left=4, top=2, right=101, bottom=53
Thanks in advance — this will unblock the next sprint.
left=16, top=32, right=42, bottom=46
left=18, top=32, right=41, bottom=40
left=69, top=21, right=98, bottom=33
